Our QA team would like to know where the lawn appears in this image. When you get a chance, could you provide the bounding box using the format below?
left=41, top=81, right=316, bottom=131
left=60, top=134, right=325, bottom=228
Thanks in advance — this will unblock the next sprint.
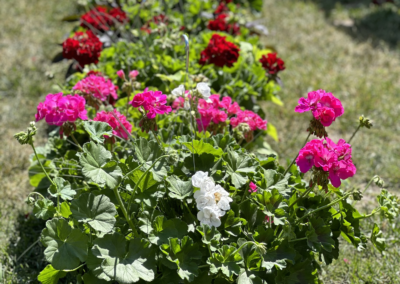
left=0, top=0, right=399, bottom=283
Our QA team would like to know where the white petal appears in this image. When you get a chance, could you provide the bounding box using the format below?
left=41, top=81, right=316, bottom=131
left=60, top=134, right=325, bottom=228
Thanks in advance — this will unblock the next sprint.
left=191, top=171, right=208, bottom=188
left=171, top=84, right=185, bottom=97
left=210, top=216, right=221, bottom=227
left=196, top=82, right=211, bottom=99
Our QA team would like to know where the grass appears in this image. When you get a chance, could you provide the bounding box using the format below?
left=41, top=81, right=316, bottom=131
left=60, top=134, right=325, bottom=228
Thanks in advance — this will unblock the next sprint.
left=0, top=0, right=75, bottom=282
left=262, top=0, right=400, bottom=282
left=0, top=0, right=399, bottom=283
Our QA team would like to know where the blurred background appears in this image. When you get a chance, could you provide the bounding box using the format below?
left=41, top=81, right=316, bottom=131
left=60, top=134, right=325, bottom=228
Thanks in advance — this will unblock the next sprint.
left=0, top=0, right=399, bottom=282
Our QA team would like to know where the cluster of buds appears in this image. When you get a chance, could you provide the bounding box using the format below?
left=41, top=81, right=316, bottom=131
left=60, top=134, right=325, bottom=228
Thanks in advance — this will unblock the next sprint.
left=138, top=115, right=158, bottom=133
left=359, top=115, right=373, bottom=129
left=307, top=117, right=328, bottom=138
left=190, top=74, right=209, bottom=83
left=117, top=69, right=141, bottom=95
left=233, top=123, right=253, bottom=143
left=310, top=166, right=330, bottom=192
left=14, top=121, right=37, bottom=146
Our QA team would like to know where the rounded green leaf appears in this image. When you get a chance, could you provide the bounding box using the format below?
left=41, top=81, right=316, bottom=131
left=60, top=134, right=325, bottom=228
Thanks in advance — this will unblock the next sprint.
left=48, top=177, right=76, bottom=201
left=83, top=121, right=113, bottom=144
left=41, top=218, right=88, bottom=270
left=71, top=193, right=117, bottom=233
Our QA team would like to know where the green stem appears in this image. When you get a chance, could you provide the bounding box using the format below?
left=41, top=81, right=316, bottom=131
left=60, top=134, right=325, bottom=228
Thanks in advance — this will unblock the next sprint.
left=354, top=175, right=377, bottom=206
left=31, top=144, right=55, bottom=187
left=151, top=130, right=164, bottom=151
left=70, top=133, right=83, bottom=151
left=198, top=264, right=210, bottom=269
left=113, top=185, right=139, bottom=237
left=296, top=192, right=353, bottom=224
left=356, top=208, right=381, bottom=220
left=283, top=132, right=311, bottom=176
left=288, top=183, right=315, bottom=209
left=348, top=125, right=361, bottom=144
left=184, top=201, right=196, bottom=222
left=127, top=155, right=171, bottom=213
left=231, top=241, right=254, bottom=256
left=289, top=237, right=307, bottom=243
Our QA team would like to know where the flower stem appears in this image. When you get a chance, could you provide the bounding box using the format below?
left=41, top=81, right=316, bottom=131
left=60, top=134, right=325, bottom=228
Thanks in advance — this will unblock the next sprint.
left=289, top=237, right=308, bottom=243
left=70, top=133, right=83, bottom=151
left=31, top=144, right=56, bottom=187
left=348, top=125, right=361, bottom=144
left=151, top=130, right=164, bottom=150
left=113, top=185, right=139, bottom=237
left=353, top=175, right=377, bottom=207
left=288, top=182, right=315, bottom=209
left=283, top=132, right=311, bottom=176
left=184, top=200, right=196, bottom=222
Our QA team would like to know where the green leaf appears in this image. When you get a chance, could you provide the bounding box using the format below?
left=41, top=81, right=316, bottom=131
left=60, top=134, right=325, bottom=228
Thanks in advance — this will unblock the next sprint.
left=82, top=272, right=108, bottom=284
left=37, top=265, right=66, bottom=284
left=149, top=217, right=188, bottom=245
left=83, top=121, right=113, bottom=144
left=90, top=233, right=156, bottom=284
left=183, top=140, right=224, bottom=157
left=224, top=149, right=257, bottom=188
left=264, top=169, right=291, bottom=198
left=33, top=199, right=56, bottom=220
left=29, top=157, right=56, bottom=190
left=262, top=243, right=296, bottom=271
left=166, top=175, right=193, bottom=200
left=220, top=210, right=242, bottom=237
left=237, top=271, right=266, bottom=284
left=160, top=236, right=202, bottom=282
left=79, top=142, right=123, bottom=188
left=48, top=177, right=76, bottom=201
left=371, top=223, right=385, bottom=253
left=196, top=224, right=221, bottom=251
left=208, top=245, right=243, bottom=278
left=266, top=123, right=278, bottom=142
left=306, top=218, right=335, bottom=252
left=71, top=193, right=117, bottom=233
left=41, top=218, right=88, bottom=270
left=60, top=201, right=72, bottom=218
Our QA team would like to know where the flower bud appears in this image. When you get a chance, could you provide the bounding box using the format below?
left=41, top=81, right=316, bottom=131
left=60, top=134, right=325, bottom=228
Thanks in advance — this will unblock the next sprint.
left=14, top=121, right=37, bottom=145
left=117, top=70, right=125, bottom=80
left=359, top=115, right=373, bottom=129
left=129, top=70, right=139, bottom=80
left=373, top=176, right=385, bottom=188
left=353, top=189, right=363, bottom=201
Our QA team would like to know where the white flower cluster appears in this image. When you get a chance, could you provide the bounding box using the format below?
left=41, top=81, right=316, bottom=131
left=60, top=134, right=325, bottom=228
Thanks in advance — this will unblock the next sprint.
left=191, top=171, right=232, bottom=227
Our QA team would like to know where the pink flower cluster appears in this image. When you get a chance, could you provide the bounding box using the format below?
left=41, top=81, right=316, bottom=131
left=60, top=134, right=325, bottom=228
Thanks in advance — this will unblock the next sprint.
left=130, top=88, right=172, bottom=119
left=249, top=182, right=257, bottom=193
left=295, top=90, right=344, bottom=127
left=172, top=94, right=267, bottom=133
left=296, top=138, right=356, bottom=188
left=73, top=75, right=118, bottom=102
left=35, top=93, right=87, bottom=126
left=93, top=110, right=132, bottom=140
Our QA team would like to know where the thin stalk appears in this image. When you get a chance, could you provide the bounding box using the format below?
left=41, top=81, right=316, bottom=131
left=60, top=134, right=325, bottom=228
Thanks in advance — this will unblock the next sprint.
left=288, top=183, right=315, bottom=209
left=70, top=133, right=83, bottom=151
left=348, top=125, right=361, bottom=144
left=296, top=192, right=353, bottom=224
left=16, top=238, right=40, bottom=263
left=354, top=175, right=377, bottom=206
left=31, top=144, right=55, bottom=187
left=283, top=132, right=311, bottom=176
left=184, top=201, right=196, bottom=222
left=289, top=237, right=307, bottom=243
left=151, top=130, right=164, bottom=150
left=113, top=185, right=139, bottom=237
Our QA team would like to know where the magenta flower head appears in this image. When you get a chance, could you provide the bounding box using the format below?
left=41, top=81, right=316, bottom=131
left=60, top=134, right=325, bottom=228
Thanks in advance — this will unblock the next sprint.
left=295, top=90, right=344, bottom=137
left=296, top=138, right=356, bottom=189
left=117, top=70, right=125, bottom=80
left=35, top=93, right=87, bottom=137
left=249, top=182, right=257, bottom=193
left=73, top=75, right=118, bottom=109
left=93, top=109, right=132, bottom=141
left=130, top=88, right=172, bottom=119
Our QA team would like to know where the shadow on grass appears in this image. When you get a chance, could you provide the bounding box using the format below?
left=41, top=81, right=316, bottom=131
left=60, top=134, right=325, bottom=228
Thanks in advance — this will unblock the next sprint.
left=307, top=0, right=400, bottom=48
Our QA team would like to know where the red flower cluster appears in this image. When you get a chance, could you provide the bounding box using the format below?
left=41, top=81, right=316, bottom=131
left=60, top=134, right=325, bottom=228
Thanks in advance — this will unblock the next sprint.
left=140, top=14, right=168, bottom=34
left=259, top=53, right=285, bottom=75
left=62, top=30, right=103, bottom=67
left=80, top=6, right=127, bottom=32
left=199, top=34, right=240, bottom=68
left=215, top=3, right=229, bottom=15
left=208, top=14, right=240, bottom=35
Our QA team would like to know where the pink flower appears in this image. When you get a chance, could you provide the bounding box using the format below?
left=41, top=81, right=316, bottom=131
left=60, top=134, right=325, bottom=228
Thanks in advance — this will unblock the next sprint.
left=73, top=75, right=118, bottom=102
left=295, top=90, right=344, bottom=127
left=343, top=258, right=350, bottom=264
left=117, top=70, right=125, bottom=79
left=231, top=110, right=267, bottom=131
left=296, top=138, right=356, bottom=187
left=227, top=102, right=241, bottom=116
left=35, top=93, right=87, bottom=126
left=249, top=182, right=257, bottom=193
left=130, top=88, right=172, bottom=119
left=129, top=70, right=139, bottom=80
left=93, top=110, right=132, bottom=140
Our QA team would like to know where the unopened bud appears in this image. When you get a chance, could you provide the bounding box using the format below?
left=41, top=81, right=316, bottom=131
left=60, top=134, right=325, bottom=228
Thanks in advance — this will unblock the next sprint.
left=14, top=121, right=37, bottom=145
left=359, top=115, right=373, bottom=129
left=353, top=189, right=363, bottom=201
left=373, top=176, right=385, bottom=188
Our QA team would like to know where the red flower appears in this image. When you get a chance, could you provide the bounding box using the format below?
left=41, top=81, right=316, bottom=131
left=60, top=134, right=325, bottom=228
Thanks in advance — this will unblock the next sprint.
left=80, top=6, right=127, bottom=32
left=208, top=14, right=240, bottom=35
left=259, top=53, right=285, bottom=75
left=199, top=34, right=240, bottom=68
left=215, top=3, right=229, bottom=15
left=62, top=30, right=103, bottom=67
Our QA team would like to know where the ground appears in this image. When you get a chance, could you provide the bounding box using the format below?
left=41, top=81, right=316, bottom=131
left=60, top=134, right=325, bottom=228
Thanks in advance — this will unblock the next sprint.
left=0, top=0, right=399, bottom=283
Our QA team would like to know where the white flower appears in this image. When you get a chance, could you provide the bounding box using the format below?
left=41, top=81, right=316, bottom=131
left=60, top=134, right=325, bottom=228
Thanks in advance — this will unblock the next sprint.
left=196, top=83, right=211, bottom=102
left=195, top=191, right=216, bottom=210
left=193, top=178, right=215, bottom=200
left=191, top=171, right=209, bottom=188
left=171, top=84, right=185, bottom=98
left=197, top=205, right=222, bottom=227
left=213, top=185, right=233, bottom=211
left=184, top=100, right=190, bottom=110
